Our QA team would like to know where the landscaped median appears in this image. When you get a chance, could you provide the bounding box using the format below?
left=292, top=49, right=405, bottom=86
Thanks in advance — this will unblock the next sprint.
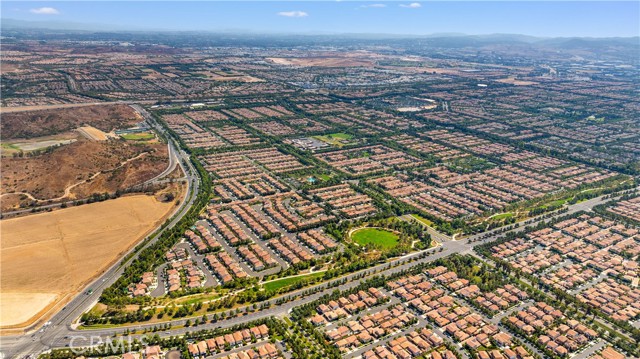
left=262, top=272, right=326, bottom=293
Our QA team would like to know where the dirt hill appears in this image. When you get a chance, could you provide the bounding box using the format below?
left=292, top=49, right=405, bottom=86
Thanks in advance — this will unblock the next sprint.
left=1, top=104, right=140, bottom=140
left=1, top=139, right=168, bottom=211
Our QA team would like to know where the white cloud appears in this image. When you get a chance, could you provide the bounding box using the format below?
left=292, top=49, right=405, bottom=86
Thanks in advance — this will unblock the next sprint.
left=361, top=4, right=387, bottom=8
left=29, top=7, right=60, bottom=15
left=399, top=2, right=421, bottom=8
left=277, top=11, right=308, bottom=18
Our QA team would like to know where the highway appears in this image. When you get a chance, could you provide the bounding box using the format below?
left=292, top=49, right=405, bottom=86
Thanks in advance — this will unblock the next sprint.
left=1, top=188, right=621, bottom=358
left=2, top=106, right=201, bottom=359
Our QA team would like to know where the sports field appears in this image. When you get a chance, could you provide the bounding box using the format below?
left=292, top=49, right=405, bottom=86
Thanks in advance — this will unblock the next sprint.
left=120, top=132, right=155, bottom=141
left=0, top=195, right=176, bottom=330
left=350, top=227, right=399, bottom=250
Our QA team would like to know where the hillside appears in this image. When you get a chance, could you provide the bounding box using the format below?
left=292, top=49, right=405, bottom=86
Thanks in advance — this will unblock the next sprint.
left=1, top=104, right=140, bottom=140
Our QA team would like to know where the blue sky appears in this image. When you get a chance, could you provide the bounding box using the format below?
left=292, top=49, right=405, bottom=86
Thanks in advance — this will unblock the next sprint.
left=2, top=1, right=639, bottom=37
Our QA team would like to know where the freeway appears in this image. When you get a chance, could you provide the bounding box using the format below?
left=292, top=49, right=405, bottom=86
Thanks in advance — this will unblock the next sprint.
left=2, top=107, right=201, bottom=359
left=2, top=189, right=621, bottom=358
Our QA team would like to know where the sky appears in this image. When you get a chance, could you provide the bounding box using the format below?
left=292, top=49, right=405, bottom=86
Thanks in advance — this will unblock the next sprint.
left=2, top=1, right=639, bottom=38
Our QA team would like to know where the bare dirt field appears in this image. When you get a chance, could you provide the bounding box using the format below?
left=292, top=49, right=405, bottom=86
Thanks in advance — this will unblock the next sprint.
left=0, top=194, right=178, bottom=330
left=1, top=139, right=168, bottom=211
left=1, top=104, right=140, bottom=140
left=76, top=125, right=113, bottom=141
left=267, top=57, right=374, bottom=67
left=495, top=77, right=539, bottom=86
left=12, top=138, right=77, bottom=152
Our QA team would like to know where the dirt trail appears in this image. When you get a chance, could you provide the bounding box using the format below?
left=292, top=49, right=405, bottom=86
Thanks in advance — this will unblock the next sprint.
left=0, top=192, right=38, bottom=201
left=2, top=151, right=151, bottom=203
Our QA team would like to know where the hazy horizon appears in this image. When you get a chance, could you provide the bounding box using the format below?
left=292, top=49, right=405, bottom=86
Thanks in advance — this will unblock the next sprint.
left=2, top=1, right=639, bottom=38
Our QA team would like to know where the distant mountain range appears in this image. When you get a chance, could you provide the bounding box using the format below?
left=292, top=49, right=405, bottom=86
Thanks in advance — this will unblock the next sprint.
left=2, top=18, right=638, bottom=49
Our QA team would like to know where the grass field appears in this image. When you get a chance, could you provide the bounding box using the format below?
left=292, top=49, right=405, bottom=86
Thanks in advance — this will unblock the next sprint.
left=0, top=142, right=21, bottom=156
left=351, top=228, right=399, bottom=250
left=313, top=133, right=354, bottom=147
left=121, top=132, right=155, bottom=141
left=410, top=214, right=434, bottom=226
left=263, top=272, right=325, bottom=292
left=489, top=212, right=514, bottom=221
left=0, top=195, right=176, bottom=329
left=547, top=199, right=567, bottom=207
left=1, top=143, right=19, bottom=151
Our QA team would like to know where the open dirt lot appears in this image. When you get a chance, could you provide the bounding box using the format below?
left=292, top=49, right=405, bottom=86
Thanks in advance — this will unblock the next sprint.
left=495, top=77, right=539, bottom=86
left=77, top=125, right=113, bottom=141
left=0, top=194, right=177, bottom=329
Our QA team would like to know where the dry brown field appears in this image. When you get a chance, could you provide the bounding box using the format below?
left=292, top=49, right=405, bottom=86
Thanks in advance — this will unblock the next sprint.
left=76, top=125, right=113, bottom=141
left=495, top=77, right=539, bottom=86
left=267, top=57, right=374, bottom=67
left=0, top=194, right=178, bottom=330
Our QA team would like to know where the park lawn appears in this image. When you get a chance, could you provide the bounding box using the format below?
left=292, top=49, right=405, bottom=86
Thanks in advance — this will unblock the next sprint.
left=313, top=133, right=354, bottom=147
left=263, top=272, right=325, bottom=292
left=410, top=214, right=434, bottom=227
left=351, top=228, right=399, bottom=250
left=121, top=132, right=155, bottom=141
left=548, top=199, right=567, bottom=207
left=490, top=212, right=513, bottom=221
left=327, top=133, right=353, bottom=140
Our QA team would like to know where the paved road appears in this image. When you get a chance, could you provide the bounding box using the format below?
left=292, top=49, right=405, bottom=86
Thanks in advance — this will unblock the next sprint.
left=3, top=170, right=630, bottom=358
left=142, top=141, right=179, bottom=186
left=573, top=339, right=606, bottom=359
left=133, top=105, right=181, bottom=186
left=174, top=242, right=220, bottom=289
left=398, top=214, right=453, bottom=242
